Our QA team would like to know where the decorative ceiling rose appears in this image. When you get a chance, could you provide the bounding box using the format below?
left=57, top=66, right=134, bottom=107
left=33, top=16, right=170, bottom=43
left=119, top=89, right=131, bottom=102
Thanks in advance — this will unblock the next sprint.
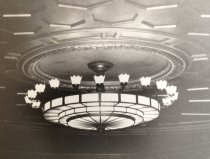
left=15, top=28, right=191, bottom=90
left=88, top=61, right=113, bottom=75
left=18, top=41, right=187, bottom=90
left=23, top=61, right=178, bottom=133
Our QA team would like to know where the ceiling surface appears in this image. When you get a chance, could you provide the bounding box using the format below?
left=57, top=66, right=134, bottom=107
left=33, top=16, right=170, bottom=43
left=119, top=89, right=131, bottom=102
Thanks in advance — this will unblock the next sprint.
left=0, top=0, right=210, bottom=159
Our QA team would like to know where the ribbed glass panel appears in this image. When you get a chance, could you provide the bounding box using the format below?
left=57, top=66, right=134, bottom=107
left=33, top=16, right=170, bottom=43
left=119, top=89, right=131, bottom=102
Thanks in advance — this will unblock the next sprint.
left=44, top=101, right=50, bottom=111
left=68, top=103, right=84, bottom=108
left=121, top=94, right=136, bottom=103
left=86, top=102, right=99, bottom=107
left=101, top=106, right=114, bottom=112
left=127, top=108, right=136, bottom=114
left=138, top=96, right=150, bottom=105
left=87, top=107, right=100, bottom=112
left=52, top=97, right=63, bottom=107
left=101, top=93, right=118, bottom=102
left=151, top=99, right=159, bottom=109
left=115, top=107, right=126, bottom=112
left=75, top=107, right=86, bottom=113
left=82, top=93, right=99, bottom=102
left=65, top=95, right=79, bottom=104
left=66, top=109, right=74, bottom=115
left=101, top=102, right=117, bottom=106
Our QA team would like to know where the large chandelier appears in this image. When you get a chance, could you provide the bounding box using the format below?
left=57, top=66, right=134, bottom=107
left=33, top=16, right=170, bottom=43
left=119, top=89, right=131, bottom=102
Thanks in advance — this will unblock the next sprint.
left=24, top=61, right=178, bottom=132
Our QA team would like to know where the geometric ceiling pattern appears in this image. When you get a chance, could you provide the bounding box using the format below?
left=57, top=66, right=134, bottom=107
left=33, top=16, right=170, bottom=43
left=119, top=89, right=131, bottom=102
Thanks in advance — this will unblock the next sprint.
left=0, top=0, right=210, bottom=159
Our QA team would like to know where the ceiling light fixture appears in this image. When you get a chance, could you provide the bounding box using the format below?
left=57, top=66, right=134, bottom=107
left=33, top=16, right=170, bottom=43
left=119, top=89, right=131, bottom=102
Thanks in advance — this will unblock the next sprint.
left=182, top=113, right=210, bottom=116
left=13, top=32, right=35, bottom=35
left=188, top=32, right=210, bottom=37
left=154, top=25, right=176, bottom=29
left=0, top=86, right=6, bottom=89
left=57, top=4, right=88, bottom=10
left=189, top=99, right=210, bottom=103
left=23, top=61, right=178, bottom=132
left=49, top=24, right=71, bottom=28
left=187, top=87, right=209, bottom=91
left=192, top=57, right=209, bottom=61
left=201, top=14, right=210, bottom=18
left=146, top=4, right=178, bottom=10
left=191, top=54, right=207, bottom=58
left=2, top=14, right=31, bottom=17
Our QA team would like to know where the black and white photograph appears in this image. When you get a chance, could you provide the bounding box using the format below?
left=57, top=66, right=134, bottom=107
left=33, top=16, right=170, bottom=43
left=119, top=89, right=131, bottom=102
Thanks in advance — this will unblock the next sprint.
left=0, top=0, right=210, bottom=159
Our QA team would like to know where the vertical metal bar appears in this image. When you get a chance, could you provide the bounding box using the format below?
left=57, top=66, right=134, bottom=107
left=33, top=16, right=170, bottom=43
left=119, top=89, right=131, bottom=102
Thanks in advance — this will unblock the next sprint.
left=136, top=94, right=138, bottom=104
left=149, top=97, right=151, bottom=107
left=79, top=94, right=82, bottom=103
left=62, top=96, right=65, bottom=105
left=50, top=100, right=52, bottom=108
left=118, top=93, right=121, bottom=102
left=99, top=93, right=101, bottom=124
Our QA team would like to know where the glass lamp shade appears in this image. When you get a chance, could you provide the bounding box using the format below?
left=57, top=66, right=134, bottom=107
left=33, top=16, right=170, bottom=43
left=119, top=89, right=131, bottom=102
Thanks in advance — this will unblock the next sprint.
left=24, top=96, right=32, bottom=104
left=70, top=75, right=82, bottom=85
left=156, top=80, right=167, bottom=90
left=94, top=75, right=105, bottom=84
left=32, top=101, right=41, bottom=108
left=49, top=79, right=60, bottom=88
left=162, top=97, right=172, bottom=106
left=35, top=84, right=46, bottom=93
left=43, top=93, right=160, bottom=130
left=27, top=90, right=37, bottom=98
left=140, top=77, right=151, bottom=86
left=169, top=92, right=179, bottom=101
left=166, top=85, right=177, bottom=95
left=118, top=74, right=130, bottom=83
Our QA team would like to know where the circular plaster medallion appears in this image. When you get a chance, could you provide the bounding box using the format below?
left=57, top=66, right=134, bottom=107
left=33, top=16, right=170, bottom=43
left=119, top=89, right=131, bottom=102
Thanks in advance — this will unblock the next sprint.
left=17, top=28, right=191, bottom=90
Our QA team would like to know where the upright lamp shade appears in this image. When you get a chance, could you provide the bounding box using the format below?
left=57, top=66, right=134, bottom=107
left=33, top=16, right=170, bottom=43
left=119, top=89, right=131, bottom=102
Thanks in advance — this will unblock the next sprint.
left=32, top=101, right=41, bottom=108
left=118, top=74, right=130, bottom=83
left=49, top=78, right=60, bottom=88
left=94, top=75, right=105, bottom=84
left=162, top=97, right=172, bottom=106
left=27, top=90, right=37, bottom=98
left=70, top=75, right=82, bottom=85
left=140, top=77, right=151, bottom=86
left=24, top=96, right=32, bottom=104
left=166, top=85, right=177, bottom=95
left=156, top=80, right=167, bottom=90
left=35, top=84, right=46, bottom=93
left=169, top=92, right=179, bottom=101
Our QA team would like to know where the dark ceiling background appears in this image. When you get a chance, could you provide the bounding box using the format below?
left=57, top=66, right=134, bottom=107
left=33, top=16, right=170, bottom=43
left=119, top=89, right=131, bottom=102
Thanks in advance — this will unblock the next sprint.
left=0, top=0, right=210, bottom=158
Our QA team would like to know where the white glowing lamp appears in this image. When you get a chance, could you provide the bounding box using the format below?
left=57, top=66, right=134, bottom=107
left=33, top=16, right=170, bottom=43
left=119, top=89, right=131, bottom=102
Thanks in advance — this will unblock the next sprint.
left=31, top=101, right=41, bottom=109
left=94, top=75, right=105, bottom=84
left=166, top=85, right=177, bottom=95
left=70, top=75, right=82, bottom=85
left=156, top=80, right=167, bottom=90
left=24, top=96, right=32, bottom=104
left=162, top=97, right=172, bottom=106
left=49, top=78, right=60, bottom=88
left=118, top=74, right=130, bottom=84
left=140, top=77, right=151, bottom=86
left=27, top=90, right=37, bottom=98
left=35, top=84, right=46, bottom=93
